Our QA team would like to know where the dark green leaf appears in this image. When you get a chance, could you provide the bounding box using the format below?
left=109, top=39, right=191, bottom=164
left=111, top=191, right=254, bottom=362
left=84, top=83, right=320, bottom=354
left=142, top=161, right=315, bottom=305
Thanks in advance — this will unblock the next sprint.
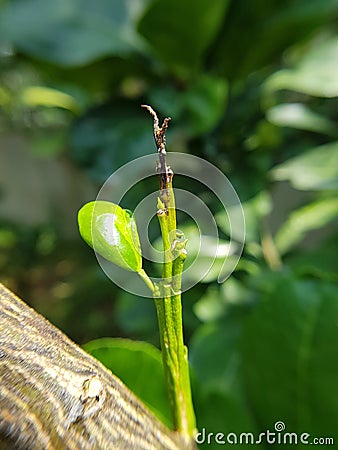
left=138, top=0, right=229, bottom=78
left=70, top=102, right=154, bottom=181
left=149, top=76, right=228, bottom=136
left=190, top=320, right=242, bottom=395
left=190, top=318, right=257, bottom=447
left=0, top=0, right=149, bottom=66
left=211, top=0, right=337, bottom=81
left=84, top=338, right=172, bottom=428
left=241, top=271, right=338, bottom=439
left=78, top=201, right=142, bottom=272
left=287, top=232, right=338, bottom=282
left=193, top=391, right=258, bottom=450
left=115, top=290, right=158, bottom=338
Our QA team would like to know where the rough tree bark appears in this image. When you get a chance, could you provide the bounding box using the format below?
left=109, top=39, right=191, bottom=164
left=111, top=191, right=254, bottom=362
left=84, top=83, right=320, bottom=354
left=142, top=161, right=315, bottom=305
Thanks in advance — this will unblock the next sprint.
left=0, top=283, right=196, bottom=449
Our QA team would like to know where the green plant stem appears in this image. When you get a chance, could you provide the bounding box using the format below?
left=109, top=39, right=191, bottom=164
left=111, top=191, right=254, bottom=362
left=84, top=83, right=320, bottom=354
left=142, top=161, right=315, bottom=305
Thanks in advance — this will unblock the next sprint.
left=156, top=183, right=196, bottom=439
left=171, top=248, right=195, bottom=437
left=142, top=103, right=196, bottom=440
left=138, top=269, right=156, bottom=293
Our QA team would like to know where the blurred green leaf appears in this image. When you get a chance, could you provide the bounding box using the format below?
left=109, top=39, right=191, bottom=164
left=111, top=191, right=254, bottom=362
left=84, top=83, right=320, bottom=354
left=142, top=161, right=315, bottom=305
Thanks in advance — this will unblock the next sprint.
left=0, top=0, right=149, bottom=66
left=266, top=103, right=337, bottom=136
left=78, top=201, right=142, bottom=272
left=212, top=0, right=337, bottom=80
left=179, top=224, right=236, bottom=284
left=115, top=290, right=158, bottom=338
left=84, top=338, right=172, bottom=428
left=149, top=75, right=228, bottom=136
left=21, top=86, right=81, bottom=113
left=2, top=0, right=338, bottom=441
left=29, top=131, right=66, bottom=156
left=194, top=279, right=252, bottom=323
left=182, top=76, right=228, bottom=135
left=287, top=231, right=338, bottom=281
left=138, top=0, right=229, bottom=78
left=241, top=271, right=338, bottom=439
left=265, top=35, right=338, bottom=97
left=152, top=222, right=236, bottom=284
left=216, top=191, right=272, bottom=243
left=221, top=277, right=252, bottom=306
left=271, top=142, right=338, bottom=190
left=190, top=318, right=257, bottom=448
left=246, top=120, right=282, bottom=151
left=190, top=319, right=242, bottom=395
left=275, top=197, right=338, bottom=254
left=194, top=286, right=225, bottom=323
left=70, top=102, right=154, bottom=180
left=0, top=228, right=17, bottom=248
left=194, top=390, right=258, bottom=449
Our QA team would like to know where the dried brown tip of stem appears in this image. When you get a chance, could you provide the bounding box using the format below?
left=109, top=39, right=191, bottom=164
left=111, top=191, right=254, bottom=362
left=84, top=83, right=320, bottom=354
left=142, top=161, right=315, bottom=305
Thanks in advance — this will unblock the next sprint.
left=141, top=104, right=159, bottom=127
left=141, top=104, right=171, bottom=153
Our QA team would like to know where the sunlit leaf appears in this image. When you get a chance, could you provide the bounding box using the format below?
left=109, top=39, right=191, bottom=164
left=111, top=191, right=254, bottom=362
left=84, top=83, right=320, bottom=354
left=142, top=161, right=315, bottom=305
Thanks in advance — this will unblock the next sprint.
left=267, top=103, right=337, bottom=136
left=193, top=286, right=225, bottom=323
left=21, top=86, right=81, bottom=113
left=274, top=198, right=338, bottom=254
left=78, top=201, right=142, bottom=272
left=216, top=191, right=272, bottom=243
left=194, top=279, right=252, bottom=323
left=171, top=224, right=236, bottom=284
left=265, top=36, right=338, bottom=97
left=271, top=142, right=338, bottom=190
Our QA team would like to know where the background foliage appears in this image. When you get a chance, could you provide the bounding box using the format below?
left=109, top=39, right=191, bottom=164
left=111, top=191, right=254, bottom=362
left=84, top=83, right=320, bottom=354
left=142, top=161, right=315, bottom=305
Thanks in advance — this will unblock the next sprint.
left=1, top=0, right=338, bottom=448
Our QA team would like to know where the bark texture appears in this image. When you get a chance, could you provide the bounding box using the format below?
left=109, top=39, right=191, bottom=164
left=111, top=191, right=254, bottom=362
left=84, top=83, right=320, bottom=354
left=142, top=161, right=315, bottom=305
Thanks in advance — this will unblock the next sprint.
left=0, top=283, right=195, bottom=449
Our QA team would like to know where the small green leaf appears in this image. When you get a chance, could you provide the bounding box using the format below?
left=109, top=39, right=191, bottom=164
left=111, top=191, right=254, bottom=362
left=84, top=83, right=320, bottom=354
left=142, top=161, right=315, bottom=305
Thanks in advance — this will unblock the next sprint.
left=78, top=201, right=142, bottom=272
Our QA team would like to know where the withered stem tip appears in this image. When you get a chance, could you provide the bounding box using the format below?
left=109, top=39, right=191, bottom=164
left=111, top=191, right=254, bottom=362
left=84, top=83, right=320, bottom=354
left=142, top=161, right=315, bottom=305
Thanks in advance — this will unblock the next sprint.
left=141, top=104, right=171, bottom=154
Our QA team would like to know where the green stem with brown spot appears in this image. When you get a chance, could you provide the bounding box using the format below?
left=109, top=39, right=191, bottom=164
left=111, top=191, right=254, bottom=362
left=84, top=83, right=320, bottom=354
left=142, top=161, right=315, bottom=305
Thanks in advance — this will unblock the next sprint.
left=142, top=105, right=196, bottom=440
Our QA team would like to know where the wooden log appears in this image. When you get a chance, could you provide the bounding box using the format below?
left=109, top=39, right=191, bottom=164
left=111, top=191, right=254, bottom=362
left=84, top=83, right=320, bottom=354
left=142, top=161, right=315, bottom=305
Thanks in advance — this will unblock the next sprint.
left=0, top=283, right=196, bottom=449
